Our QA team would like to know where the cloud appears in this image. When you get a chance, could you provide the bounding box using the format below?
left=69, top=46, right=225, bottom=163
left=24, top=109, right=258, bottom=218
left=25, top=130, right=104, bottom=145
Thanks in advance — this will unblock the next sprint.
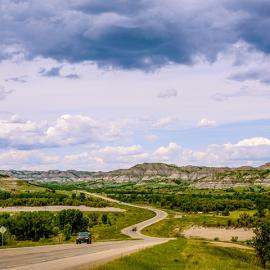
left=5, top=76, right=28, bottom=83
left=157, top=89, right=178, bottom=99
left=152, top=117, right=176, bottom=128
left=1, top=1, right=270, bottom=69
left=1, top=136, right=270, bottom=170
left=39, top=66, right=80, bottom=79
left=197, top=118, right=216, bottom=128
left=229, top=69, right=270, bottom=84
left=233, top=137, right=270, bottom=147
left=153, top=137, right=270, bottom=167
left=0, top=85, right=13, bottom=100
left=212, top=86, right=250, bottom=102
left=225, top=0, right=270, bottom=56
left=181, top=137, right=270, bottom=166
left=63, top=136, right=270, bottom=170
left=153, top=142, right=182, bottom=162
left=0, top=114, right=125, bottom=149
left=212, top=85, right=270, bottom=102
left=0, top=150, right=59, bottom=169
left=64, top=145, right=148, bottom=168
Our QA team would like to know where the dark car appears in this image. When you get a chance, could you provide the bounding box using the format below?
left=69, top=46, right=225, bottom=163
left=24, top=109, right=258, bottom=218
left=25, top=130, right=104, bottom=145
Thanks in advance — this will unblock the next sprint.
left=76, top=232, right=92, bottom=244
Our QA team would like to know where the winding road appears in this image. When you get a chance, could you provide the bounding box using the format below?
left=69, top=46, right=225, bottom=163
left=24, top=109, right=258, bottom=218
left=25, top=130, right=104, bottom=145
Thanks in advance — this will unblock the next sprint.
left=0, top=192, right=170, bottom=270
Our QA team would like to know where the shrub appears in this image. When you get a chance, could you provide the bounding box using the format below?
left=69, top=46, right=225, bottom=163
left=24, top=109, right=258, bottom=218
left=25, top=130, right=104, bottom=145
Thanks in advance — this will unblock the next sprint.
left=231, top=236, right=238, bottom=242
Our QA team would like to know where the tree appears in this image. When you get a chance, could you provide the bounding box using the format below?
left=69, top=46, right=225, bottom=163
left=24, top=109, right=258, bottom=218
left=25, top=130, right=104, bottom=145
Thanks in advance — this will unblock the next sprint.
left=101, top=214, right=108, bottom=224
left=63, top=224, right=72, bottom=241
left=57, top=209, right=89, bottom=232
left=253, top=221, right=270, bottom=268
left=8, top=211, right=55, bottom=241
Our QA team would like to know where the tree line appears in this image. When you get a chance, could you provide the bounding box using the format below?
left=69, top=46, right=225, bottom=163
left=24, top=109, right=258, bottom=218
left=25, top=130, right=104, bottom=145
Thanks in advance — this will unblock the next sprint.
left=0, top=190, right=108, bottom=207
left=108, top=190, right=270, bottom=213
left=0, top=209, right=112, bottom=243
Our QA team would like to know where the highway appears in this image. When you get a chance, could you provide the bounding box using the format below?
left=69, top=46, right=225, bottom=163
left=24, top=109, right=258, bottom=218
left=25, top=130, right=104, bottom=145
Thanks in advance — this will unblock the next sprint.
left=0, top=193, right=170, bottom=270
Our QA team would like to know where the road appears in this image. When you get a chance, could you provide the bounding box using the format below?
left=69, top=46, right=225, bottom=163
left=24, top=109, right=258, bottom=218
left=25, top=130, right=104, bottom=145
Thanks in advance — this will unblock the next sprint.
left=0, top=193, right=170, bottom=270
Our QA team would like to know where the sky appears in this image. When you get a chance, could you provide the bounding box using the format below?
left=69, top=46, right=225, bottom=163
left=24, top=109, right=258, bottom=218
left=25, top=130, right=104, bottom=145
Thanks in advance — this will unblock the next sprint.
left=1, top=0, right=270, bottom=171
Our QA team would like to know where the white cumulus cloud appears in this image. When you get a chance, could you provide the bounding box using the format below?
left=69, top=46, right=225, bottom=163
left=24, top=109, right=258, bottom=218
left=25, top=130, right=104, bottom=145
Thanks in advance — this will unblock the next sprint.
left=0, top=114, right=126, bottom=149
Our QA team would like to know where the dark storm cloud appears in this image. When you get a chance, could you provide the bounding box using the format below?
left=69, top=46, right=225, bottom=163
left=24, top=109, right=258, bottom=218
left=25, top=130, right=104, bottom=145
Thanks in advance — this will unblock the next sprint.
left=1, top=0, right=270, bottom=70
left=225, top=0, right=270, bottom=55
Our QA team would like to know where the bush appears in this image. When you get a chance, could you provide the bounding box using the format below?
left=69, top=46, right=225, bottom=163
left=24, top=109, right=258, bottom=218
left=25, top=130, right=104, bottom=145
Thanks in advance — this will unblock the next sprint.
left=231, top=236, right=238, bottom=242
left=222, top=208, right=230, bottom=216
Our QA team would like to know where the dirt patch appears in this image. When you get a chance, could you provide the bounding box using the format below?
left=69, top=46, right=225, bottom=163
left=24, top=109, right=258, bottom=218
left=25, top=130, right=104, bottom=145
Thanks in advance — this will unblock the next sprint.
left=0, top=206, right=125, bottom=212
left=182, top=226, right=254, bottom=241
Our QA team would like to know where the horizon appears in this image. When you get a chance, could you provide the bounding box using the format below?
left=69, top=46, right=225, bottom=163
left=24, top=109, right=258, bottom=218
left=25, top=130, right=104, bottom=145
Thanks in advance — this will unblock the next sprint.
left=1, top=1, right=270, bottom=170
left=1, top=161, right=270, bottom=173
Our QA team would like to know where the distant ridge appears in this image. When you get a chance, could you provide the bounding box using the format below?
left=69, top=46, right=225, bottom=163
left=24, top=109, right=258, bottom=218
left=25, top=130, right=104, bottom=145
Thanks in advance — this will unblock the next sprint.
left=1, top=162, right=270, bottom=188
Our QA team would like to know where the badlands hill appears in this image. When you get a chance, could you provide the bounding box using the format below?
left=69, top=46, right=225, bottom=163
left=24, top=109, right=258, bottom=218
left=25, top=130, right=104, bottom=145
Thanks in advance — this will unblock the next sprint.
left=1, top=162, right=270, bottom=188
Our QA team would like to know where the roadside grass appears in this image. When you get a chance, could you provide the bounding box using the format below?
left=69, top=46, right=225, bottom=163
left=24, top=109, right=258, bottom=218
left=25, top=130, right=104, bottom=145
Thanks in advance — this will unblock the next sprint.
left=0, top=237, right=73, bottom=249
left=92, top=238, right=264, bottom=270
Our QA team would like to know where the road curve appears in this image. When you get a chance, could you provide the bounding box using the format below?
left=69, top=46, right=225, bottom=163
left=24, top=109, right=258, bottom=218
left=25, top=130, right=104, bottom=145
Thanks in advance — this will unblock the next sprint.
left=0, top=192, right=170, bottom=270
left=81, top=191, right=168, bottom=240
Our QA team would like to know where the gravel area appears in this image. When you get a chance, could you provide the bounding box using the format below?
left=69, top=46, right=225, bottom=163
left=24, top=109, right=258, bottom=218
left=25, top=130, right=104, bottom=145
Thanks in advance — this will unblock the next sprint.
left=182, top=226, right=254, bottom=241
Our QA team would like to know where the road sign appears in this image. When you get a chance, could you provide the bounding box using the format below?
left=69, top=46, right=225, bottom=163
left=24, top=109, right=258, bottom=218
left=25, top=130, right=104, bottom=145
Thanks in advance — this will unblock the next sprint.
left=0, top=226, right=6, bottom=234
left=0, top=226, right=7, bottom=246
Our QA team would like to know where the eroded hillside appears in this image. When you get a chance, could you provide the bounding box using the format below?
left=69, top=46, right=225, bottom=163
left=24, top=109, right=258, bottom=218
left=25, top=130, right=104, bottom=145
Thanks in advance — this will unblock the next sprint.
left=1, top=162, right=270, bottom=188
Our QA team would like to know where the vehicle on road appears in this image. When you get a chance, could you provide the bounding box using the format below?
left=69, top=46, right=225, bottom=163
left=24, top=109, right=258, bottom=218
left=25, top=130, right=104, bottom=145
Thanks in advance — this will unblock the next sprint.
left=76, top=232, right=92, bottom=244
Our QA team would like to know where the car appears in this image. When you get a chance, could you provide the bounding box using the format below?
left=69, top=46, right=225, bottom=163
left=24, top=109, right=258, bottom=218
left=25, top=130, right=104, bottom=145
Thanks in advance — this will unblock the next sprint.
left=76, top=232, right=92, bottom=244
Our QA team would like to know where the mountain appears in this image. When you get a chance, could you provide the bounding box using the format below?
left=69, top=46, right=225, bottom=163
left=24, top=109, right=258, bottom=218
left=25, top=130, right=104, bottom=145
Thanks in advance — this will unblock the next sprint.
left=92, top=163, right=230, bottom=182
left=1, top=162, right=270, bottom=188
left=0, top=170, right=93, bottom=182
left=91, top=163, right=270, bottom=188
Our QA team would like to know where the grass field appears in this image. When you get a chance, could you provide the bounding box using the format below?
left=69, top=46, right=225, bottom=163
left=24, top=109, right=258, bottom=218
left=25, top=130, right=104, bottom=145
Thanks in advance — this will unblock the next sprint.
left=0, top=180, right=47, bottom=193
left=92, top=238, right=264, bottom=270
